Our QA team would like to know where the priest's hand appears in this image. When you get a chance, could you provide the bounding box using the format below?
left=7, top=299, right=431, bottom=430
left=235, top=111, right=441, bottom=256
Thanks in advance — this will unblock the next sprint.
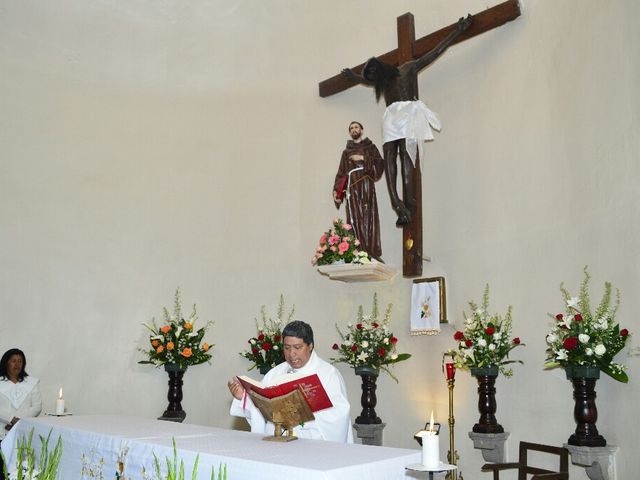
left=228, top=377, right=245, bottom=400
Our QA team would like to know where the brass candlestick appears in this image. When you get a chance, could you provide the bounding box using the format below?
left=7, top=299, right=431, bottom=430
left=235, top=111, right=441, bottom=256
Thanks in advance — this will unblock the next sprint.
left=443, top=353, right=462, bottom=480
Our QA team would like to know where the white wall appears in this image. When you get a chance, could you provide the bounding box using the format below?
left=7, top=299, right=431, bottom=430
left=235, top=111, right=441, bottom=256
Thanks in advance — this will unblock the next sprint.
left=1, top=0, right=638, bottom=478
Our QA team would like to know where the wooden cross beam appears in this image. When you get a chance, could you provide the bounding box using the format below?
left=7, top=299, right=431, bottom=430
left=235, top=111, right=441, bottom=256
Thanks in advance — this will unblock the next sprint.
left=319, top=0, right=521, bottom=277
left=319, top=0, right=521, bottom=97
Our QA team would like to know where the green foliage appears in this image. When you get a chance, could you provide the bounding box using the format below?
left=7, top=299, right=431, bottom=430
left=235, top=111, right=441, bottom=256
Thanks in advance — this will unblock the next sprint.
left=144, top=439, right=227, bottom=480
left=545, top=266, right=630, bottom=383
left=139, top=288, right=214, bottom=369
left=2, top=428, right=63, bottom=480
left=239, top=295, right=294, bottom=372
left=331, top=293, right=411, bottom=382
left=449, top=285, right=524, bottom=376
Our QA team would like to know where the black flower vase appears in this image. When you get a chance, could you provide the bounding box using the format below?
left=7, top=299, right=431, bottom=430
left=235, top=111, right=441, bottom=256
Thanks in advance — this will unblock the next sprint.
left=354, top=365, right=382, bottom=424
left=470, top=366, right=504, bottom=433
left=159, top=363, right=187, bottom=422
left=565, top=365, right=606, bottom=446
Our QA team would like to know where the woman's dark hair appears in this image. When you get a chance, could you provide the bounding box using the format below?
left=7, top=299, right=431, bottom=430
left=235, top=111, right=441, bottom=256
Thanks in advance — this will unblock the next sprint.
left=0, top=348, right=28, bottom=382
left=282, top=320, right=314, bottom=346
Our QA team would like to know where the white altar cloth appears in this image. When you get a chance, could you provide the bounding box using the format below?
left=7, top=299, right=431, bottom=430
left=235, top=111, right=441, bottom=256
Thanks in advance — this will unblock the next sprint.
left=1, top=415, right=423, bottom=479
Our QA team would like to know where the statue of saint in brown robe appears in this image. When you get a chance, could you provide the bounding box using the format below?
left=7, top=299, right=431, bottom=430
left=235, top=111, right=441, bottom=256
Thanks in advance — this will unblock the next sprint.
left=333, top=122, right=384, bottom=259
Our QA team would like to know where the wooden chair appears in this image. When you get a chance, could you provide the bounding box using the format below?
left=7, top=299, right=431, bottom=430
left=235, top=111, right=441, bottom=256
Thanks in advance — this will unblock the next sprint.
left=481, top=441, right=569, bottom=479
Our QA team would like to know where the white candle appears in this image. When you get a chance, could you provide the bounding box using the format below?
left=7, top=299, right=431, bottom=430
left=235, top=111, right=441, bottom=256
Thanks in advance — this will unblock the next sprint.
left=420, top=410, right=439, bottom=469
left=421, top=431, right=439, bottom=469
left=55, top=387, right=65, bottom=415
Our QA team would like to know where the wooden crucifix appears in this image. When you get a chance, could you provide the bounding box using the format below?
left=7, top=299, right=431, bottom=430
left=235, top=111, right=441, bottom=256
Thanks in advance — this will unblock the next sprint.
left=319, top=0, right=521, bottom=277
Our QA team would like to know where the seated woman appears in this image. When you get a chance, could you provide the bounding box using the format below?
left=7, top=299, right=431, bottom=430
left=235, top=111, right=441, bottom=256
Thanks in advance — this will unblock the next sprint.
left=0, top=348, right=43, bottom=478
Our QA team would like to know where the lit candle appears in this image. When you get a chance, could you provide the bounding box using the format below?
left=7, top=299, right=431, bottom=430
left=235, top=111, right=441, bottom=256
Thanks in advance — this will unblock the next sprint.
left=419, top=410, right=439, bottom=469
left=55, top=387, right=65, bottom=415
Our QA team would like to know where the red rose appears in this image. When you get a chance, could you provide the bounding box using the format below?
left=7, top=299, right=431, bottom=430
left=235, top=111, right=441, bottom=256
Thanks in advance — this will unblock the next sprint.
left=620, top=329, right=629, bottom=337
left=563, top=337, right=578, bottom=350
left=465, top=339, right=473, bottom=347
left=332, top=343, right=339, bottom=350
left=513, top=337, right=521, bottom=345
left=556, top=313, right=563, bottom=321
left=485, top=327, right=495, bottom=335
left=356, top=323, right=363, bottom=330
left=258, top=333, right=265, bottom=341
left=252, top=348, right=259, bottom=354
left=377, top=348, right=386, bottom=357
left=453, top=331, right=464, bottom=341
left=390, top=336, right=398, bottom=344
left=372, top=322, right=379, bottom=328
left=574, top=314, right=583, bottom=322
left=274, top=335, right=281, bottom=342
left=351, top=345, right=358, bottom=352
left=262, top=342, right=272, bottom=351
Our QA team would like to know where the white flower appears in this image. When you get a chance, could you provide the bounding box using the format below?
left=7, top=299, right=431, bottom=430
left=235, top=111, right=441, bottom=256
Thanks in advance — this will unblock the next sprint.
left=585, top=348, right=594, bottom=356
left=478, top=338, right=487, bottom=347
left=594, top=344, right=606, bottom=356
left=151, top=334, right=164, bottom=341
left=488, top=344, right=496, bottom=351
left=547, top=333, right=558, bottom=344
left=556, top=349, right=568, bottom=361
left=383, top=338, right=389, bottom=344
left=390, top=353, right=398, bottom=360
left=357, top=351, right=369, bottom=362
left=362, top=314, right=372, bottom=321
left=567, top=297, right=580, bottom=309
left=493, top=332, right=502, bottom=341
left=250, top=339, right=256, bottom=345
left=273, top=345, right=279, bottom=351
left=361, top=341, right=369, bottom=348
left=187, top=331, right=199, bottom=338
left=578, top=334, right=590, bottom=344
left=175, top=327, right=183, bottom=338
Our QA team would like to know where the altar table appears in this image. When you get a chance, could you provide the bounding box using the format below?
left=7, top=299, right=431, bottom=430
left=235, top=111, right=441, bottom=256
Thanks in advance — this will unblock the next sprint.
left=1, top=415, right=424, bottom=479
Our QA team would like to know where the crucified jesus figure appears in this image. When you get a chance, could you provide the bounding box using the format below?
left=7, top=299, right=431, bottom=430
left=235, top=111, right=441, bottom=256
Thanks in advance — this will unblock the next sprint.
left=342, top=15, right=473, bottom=226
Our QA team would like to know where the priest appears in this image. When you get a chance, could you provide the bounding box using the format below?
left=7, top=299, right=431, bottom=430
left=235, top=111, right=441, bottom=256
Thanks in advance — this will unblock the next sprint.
left=228, top=320, right=353, bottom=443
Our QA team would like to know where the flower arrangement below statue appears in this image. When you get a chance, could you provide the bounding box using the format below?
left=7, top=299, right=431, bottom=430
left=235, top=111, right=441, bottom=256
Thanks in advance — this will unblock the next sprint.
left=240, top=295, right=294, bottom=373
left=448, top=285, right=524, bottom=376
left=311, top=218, right=371, bottom=266
left=331, top=293, right=410, bottom=381
left=545, top=266, right=630, bottom=383
left=139, top=288, right=214, bottom=370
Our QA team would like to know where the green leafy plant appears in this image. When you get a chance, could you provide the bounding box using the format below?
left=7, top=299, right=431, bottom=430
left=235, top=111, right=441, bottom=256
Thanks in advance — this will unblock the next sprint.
left=1, top=428, right=62, bottom=480
left=240, top=295, right=294, bottom=372
left=142, top=438, right=227, bottom=480
left=545, top=267, right=630, bottom=383
left=331, top=293, right=410, bottom=381
left=139, top=288, right=214, bottom=369
left=448, top=285, right=524, bottom=376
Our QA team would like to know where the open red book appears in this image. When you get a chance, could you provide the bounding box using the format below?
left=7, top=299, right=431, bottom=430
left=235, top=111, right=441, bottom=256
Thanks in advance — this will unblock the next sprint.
left=237, top=372, right=333, bottom=413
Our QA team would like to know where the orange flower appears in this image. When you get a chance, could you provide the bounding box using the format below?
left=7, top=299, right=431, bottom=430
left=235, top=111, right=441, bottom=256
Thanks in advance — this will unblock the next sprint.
left=151, top=340, right=160, bottom=348
left=167, top=341, right=175, bottom=351
left=184, top=322, right=193, bottom=330
left=181, top=348, right=192, bottom=358
left=160, top=325, right=171, bottom=334
left=156, top=345, right=164, bottom=353
left=202, top=343, right=210, bottom=352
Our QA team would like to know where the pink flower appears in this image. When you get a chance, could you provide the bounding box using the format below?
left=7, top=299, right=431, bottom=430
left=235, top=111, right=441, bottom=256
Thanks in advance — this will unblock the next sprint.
left=330, top=246, right=337, bottom=252
left=311, top=257, right=317, bottom=266
left=343, top=223, right=352, bottom=230
left=321, top=245, right=327, bottom=252
left=319, top=233, right=327, bottom=244
left=354, top=239, right=361, bottom=246
left=342, top=236, right=350, bottom=242
left=328, top=234, right=340, bottom=245
left=338, top=241, right=350, bottom=254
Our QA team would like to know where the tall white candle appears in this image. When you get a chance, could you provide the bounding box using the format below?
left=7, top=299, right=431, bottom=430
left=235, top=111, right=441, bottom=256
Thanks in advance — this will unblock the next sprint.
left=55, top=387, right=65, bottom=415
left=421, top=432, right=439, bottom=469
left=420, top=410, right=439, bottom=469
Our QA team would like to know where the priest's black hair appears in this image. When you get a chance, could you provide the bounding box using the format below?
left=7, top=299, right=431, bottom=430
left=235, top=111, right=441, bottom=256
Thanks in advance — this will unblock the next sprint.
left=283, top=320, right=314, bottom=346
left=0, top=348, right=29, bottom=382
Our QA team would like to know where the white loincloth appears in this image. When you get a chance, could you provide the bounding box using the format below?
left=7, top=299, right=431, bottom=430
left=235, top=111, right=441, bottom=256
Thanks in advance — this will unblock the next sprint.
left=382, top=100, right=441, bottom=165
